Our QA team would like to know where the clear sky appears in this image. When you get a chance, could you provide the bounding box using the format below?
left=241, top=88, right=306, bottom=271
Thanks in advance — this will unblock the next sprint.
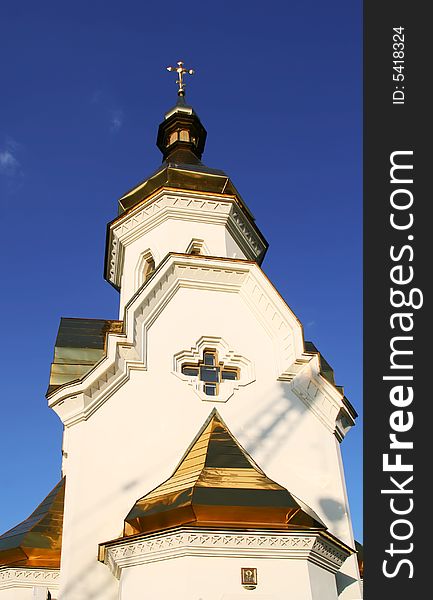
left=0, top=1, right=362, bottom=541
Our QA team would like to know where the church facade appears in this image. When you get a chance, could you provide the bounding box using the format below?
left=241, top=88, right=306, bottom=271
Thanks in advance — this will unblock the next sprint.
left=0, top=67, right=362, bottom=600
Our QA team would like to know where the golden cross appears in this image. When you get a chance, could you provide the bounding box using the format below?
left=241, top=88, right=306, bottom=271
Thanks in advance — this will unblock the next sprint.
left=166, top=61, right=194, bottom=96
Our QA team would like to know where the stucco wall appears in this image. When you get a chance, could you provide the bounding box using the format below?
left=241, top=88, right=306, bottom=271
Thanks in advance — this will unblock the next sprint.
left=56, top=282, right=360, bottom=599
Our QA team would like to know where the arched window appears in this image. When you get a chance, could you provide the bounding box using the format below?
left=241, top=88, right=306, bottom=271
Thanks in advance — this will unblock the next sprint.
left=143, top=255, right=155, bottom=281
left=168, top=131, right=178, bottom=146
left=135, top=250, right=156, bottom=290
left=179, top=129, right=190, bottom=142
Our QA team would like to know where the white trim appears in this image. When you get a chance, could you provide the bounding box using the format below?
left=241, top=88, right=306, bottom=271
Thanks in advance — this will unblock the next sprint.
left=101, top=528, right=351, bottom=580
left=134, top=248, right=158, bottom=292
left=47, top=256, right=351, bottom=435
left=185, top=238, right=210, bottom=256
left=0, top=567, right=59, bottom=591
left=290, top=356, right=355, bottom=436
left=172, top=335, right=255, bottom=403
left=107, top=189, right=266, bottom=287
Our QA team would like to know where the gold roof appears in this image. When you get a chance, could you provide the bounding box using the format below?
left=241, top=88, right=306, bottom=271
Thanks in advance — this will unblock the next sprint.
left=124, top=410, right=326, bottom=536
left=47, top=318, right=123, bottom=396
left=0, top=478, right=64, bottom=568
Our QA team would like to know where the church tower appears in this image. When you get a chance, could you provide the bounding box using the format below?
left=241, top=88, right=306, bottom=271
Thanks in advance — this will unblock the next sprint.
left=0, top=63, right=362, bottom=600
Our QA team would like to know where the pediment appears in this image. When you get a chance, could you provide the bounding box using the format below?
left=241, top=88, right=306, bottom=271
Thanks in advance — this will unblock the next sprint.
left=47, top=254, right=353, bottom=436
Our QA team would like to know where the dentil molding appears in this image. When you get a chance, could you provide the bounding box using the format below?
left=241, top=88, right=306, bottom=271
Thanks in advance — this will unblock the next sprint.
left=100, top=528, right=351, bottom=580
left=48, top=256, right=303, bottom=421
left=0, top=567, right=59, bottom=590
left=107, top=189, right=267, bottom=288
left=47, top=255, right=350, bottom=437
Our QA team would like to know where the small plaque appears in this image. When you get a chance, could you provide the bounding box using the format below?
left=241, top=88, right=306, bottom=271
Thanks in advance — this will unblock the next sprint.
left=241, top=567, right=257, bottom=589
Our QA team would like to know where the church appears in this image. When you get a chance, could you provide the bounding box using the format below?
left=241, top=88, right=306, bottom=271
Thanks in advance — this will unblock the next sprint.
left=0, top=63, right=363, bottom=600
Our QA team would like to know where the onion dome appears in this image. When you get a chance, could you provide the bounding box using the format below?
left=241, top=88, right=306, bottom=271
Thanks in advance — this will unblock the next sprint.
left=115, top=63, right=259, bottom=235
left=116, top=95, right=239, bottom=216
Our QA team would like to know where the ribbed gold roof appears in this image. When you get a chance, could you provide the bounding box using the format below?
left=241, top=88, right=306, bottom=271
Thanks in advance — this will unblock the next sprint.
left=0, top=478, right=64, bottom=568
left=47, top=318, right=123, bottom=396
left=124, top=410, right=325, bottom=536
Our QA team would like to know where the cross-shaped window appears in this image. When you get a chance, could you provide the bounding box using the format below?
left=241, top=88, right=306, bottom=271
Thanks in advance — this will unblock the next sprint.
left=181, top=350, right=239, bottom=396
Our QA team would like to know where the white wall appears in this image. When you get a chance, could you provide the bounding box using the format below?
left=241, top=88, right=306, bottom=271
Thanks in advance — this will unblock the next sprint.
left=0, top=586, right=56, bottom=600
left=0, top=588, right=32, bottom=600
left=118, top=213, right=248, bottom=315
left=119, top=556, right=316, bottom=600
left=57, top=283, right=360, bottom=599
left=308, top=563, right=341, bottom=600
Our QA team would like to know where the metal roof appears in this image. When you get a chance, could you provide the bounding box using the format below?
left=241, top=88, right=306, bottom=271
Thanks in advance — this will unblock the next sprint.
left=47, top=318, right=123, bottom=396
left=123, top=409, right=326, bottom=537
left=0, top=478, right=65, bottom=568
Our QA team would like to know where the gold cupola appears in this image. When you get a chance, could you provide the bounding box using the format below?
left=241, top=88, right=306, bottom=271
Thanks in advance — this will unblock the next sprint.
left=157, top=60, right=207, bottom=164
left=0, top=478, right=65, bottom=568
left=123, top=410, right=326, bottom=536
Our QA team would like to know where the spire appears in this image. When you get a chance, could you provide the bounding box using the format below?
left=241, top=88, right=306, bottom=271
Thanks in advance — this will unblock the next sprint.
left=157, top=61, right=207, bottom=164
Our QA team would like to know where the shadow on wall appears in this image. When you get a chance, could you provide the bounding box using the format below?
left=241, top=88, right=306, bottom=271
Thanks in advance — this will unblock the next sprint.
left=336, top=571, right=358, bottom=595
left=239, top=381, right=349, bottom=535
left=58, top=378, right=345, bottom=599
left=241, top=380, right=309, bottom=463
left=319, top=497, right=346, bottom=523
left=57, top=389, right=300, bottom=597
left=240, top=378, right=336, bottom=471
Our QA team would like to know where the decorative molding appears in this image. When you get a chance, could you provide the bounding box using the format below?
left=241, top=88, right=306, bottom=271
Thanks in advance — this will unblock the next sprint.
left=108, top=235, right=124, bottom=291
left=335, top=408, right=355, bottom=443
left=0, top=567, right=59, bottom=591
left=312, top=538, right=350, bottom=569
left=238, top=268, right=306, bottom=380
left=290, top=358, right=355, bottom=438
left=185, top=238, right=210, bottom=256
left=107, top=189, right=267, bottom=287
left=48, top=255, right=350, bottom=434
left=173, top=335, right=255, bottom=403
left=100, top=528, right=351, bottom=580
left=134, top=248, right=158, bottom=292
left=228, top=206, right=265, bottom=260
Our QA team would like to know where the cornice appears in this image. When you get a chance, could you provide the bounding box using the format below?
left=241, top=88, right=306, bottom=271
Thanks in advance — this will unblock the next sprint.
left=106, top=189, right=267, bottom=288
left=289, top=356, right=355, bottom=439
left=99, top=527, right=352, bottom=580
left=0, top=567, right=59, bottom=590
left=48, top=256, right=304, bottom=423
left=47, top=254, right=350, bottom=436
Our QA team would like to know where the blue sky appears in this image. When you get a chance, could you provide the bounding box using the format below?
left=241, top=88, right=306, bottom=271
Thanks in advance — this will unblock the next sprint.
left=0, top=1, right=362, bottom=541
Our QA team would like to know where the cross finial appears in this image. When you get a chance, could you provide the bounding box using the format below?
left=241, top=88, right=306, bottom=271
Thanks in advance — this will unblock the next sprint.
left=166, top=61, right=194, bottom=97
